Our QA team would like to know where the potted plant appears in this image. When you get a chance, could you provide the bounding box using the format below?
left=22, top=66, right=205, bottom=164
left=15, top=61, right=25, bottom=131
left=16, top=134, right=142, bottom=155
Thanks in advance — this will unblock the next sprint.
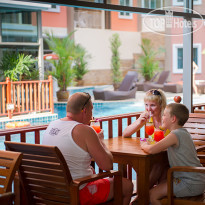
left=0, top=52, right=37, bottom=81
left=138, top=38, right=163, bottom=81
left=110, top=33, right=122, bottom=90
left=45, top=32, right=76, bottom=101
left=73, top=44, right=90, bottom=86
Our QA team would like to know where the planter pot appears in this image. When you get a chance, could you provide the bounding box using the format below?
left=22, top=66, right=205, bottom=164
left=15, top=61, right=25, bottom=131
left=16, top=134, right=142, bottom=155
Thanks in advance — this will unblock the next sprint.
left=113, top=83, right=121, bottom=91
left=75, top=79, right=84, bottom=86
left=57, top=90, right=69, bottom=102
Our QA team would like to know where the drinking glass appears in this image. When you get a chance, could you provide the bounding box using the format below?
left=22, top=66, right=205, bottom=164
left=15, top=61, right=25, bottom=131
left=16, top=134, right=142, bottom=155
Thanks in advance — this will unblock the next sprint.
left=145, top=122, right=154, bottom=136
left=90, top=120, right=101, bottom=133
left=154, top=129, right=164, bottom=142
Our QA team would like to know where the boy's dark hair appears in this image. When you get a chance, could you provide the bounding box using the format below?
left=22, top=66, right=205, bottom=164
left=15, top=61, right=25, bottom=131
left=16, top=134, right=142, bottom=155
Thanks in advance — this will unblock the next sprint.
left=167, top=103, right=189, bottom=126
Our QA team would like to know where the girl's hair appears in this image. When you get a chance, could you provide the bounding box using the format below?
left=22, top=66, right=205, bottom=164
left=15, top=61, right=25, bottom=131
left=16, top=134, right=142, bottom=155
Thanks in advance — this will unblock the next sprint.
left=166, top=103, right=189, bottom=126
left=144, top=89, right=167, bottom=114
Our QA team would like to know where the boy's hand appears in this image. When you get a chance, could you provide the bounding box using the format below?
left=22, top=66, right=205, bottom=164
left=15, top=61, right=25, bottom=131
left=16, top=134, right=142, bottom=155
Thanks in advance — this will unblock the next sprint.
left=140, top=141, right=147, bottom=150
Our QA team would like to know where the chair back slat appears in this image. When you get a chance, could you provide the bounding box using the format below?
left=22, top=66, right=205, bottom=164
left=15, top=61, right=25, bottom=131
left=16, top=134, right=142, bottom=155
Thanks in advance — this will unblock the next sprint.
left=29, top=184, right=68, bottom=196
left=21, top=159, right=62, bottom=170
left=21, top=166, right=64, bottom=176
left=0, top=150, right=22, bottom=194
left=184, top=113, right=205, bottom=146
left=4, top=141, right=73, bottom=205
left=26, top=178, right=68, bottom=190
left=24, top=172, right=66, bottom=183
left=34, top=197, right=68, bottom=205
left=31, top=191, right=69, bottom=203
left=23, top=154, right=59, bottom=163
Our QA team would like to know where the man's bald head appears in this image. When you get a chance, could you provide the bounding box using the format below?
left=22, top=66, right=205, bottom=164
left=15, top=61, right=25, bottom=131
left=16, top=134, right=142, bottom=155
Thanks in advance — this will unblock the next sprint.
left=66, top=92, right=91, bottom=114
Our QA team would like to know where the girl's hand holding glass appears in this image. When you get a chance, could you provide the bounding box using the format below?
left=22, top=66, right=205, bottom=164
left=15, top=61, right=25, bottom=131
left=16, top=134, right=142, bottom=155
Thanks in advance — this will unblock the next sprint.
left=139, top=112, right=150, bottom=124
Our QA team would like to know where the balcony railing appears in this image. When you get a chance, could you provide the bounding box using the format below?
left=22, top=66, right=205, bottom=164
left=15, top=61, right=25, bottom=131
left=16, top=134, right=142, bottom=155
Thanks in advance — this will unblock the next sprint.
left=0, top=112, right=142, bottom=144
left=0, top=76, right=54, bottom=119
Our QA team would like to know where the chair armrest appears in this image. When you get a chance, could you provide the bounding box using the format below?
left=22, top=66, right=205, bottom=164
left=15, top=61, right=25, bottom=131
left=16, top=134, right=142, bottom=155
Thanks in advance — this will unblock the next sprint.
left=196, top=145, right=205, bottom=152
left=167, top=166, right=205, bottom=205
left=70, top=170, right=122, bottom=205
left=0, top=192, right=15, bottom=205
left=72, top=170, right=120, bottom=186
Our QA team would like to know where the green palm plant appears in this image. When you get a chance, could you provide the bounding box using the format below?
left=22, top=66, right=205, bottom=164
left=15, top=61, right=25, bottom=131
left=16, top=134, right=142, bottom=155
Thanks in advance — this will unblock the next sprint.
left=110, top=33, right=122, bottom=90
left=45, top=32, right=76, bottom=91
left=73, top=44, right=90, bottom=81
left=1, top=52, right=36, bottom=81
left=138, top=38, right=163, bottom=81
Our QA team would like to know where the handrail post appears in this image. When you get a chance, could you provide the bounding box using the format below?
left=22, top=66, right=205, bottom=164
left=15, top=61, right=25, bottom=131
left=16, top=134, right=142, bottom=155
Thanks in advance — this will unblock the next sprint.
left=48, top=75, right=54, bottom=113
left=6, top=77, right=12, bottom=119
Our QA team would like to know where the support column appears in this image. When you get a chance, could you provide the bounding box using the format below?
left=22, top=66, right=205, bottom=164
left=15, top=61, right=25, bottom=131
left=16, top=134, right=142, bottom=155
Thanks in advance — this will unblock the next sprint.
left=183, top=0, right=193, bottom=112
left=67, top=7, right=74, bottom=35
left=37, top=11, right=44, bottom=80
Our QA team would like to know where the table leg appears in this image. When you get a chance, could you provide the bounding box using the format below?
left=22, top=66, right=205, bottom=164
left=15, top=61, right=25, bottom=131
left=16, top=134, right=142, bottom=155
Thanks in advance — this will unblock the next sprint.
left=135, top=158, right=151, bottom=205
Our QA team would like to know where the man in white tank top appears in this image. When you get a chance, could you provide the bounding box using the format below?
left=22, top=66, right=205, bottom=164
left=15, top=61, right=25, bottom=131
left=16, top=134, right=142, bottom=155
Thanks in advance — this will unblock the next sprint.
left=42, top=92, right=133, bottom=205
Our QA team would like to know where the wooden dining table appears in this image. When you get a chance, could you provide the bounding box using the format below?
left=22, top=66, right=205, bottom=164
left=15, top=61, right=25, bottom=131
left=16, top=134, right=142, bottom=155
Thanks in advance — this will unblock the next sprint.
left=104, top=137, right=168, bottom=205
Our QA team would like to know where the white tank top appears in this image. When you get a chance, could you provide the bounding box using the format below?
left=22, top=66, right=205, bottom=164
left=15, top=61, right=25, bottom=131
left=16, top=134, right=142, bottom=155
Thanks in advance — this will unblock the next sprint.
left=42, top=119, right=93, bottom=187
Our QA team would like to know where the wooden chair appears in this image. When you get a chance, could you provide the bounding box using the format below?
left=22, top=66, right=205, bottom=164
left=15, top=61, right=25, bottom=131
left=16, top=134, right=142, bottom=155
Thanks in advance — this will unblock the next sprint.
left=184, top=113, right=205, bottom=166
left=160, top=145, right=205, bottom=205
left=161, top=166, right=205, bottom=205
left=5, top=141, right=123, bottom=205
left=185, top=113, right=205, bottom=147
left=0, top=192, right=15, bottom=205
left=0, top=150, right=22, bottom=205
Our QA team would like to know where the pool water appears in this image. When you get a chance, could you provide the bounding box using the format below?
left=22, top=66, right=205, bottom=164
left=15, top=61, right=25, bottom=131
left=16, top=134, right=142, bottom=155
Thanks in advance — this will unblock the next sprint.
left=55, top=101, right=145, bottom=119
left=55, top=101, right=146, bottom=141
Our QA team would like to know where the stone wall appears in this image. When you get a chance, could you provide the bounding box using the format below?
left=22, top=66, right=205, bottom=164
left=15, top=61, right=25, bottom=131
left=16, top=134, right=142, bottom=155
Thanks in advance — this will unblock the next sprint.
left=82, top=67, right=134, bottom=86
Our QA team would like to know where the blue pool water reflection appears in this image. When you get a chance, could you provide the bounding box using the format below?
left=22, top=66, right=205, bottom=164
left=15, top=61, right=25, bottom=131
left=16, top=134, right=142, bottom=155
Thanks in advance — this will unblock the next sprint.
left=55, top=101, right=145, bottom=140
left=55, top=101, right=145, bottom=119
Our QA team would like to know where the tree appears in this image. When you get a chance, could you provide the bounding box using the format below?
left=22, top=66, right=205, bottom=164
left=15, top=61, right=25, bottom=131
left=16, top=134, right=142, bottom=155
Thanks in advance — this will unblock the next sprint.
left=138, top=38, right=163, bottom=81
left=45, top=32, right=76, bottom=91
left=110, top=33, right=122, bottom=90
left=73, top=44, right=90, bottom=81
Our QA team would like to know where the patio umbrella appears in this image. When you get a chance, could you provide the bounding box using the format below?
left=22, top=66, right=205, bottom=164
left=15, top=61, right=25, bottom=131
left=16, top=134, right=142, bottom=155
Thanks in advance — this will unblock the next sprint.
left=43, top=53, right=59, bottom=60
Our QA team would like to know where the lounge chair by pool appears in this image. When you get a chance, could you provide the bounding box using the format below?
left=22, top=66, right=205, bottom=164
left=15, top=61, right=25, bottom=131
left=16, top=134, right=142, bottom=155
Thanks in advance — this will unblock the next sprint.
left=93, top=71, right=138, bottom=100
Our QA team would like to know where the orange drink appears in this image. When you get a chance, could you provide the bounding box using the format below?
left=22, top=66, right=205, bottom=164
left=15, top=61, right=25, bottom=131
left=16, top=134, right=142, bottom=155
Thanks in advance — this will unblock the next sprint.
left=145, top=122, right=154, bottom=136
left=90, top=120, right=101, bottom=133
left=91, top=125, right=101, bottom=133
left=154, top=130, right=164, bottom=142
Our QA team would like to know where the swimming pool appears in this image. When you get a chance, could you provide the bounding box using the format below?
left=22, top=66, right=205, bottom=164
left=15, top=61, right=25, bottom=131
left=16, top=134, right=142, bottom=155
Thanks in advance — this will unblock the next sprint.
left=55, top=101, right=145, bottom=119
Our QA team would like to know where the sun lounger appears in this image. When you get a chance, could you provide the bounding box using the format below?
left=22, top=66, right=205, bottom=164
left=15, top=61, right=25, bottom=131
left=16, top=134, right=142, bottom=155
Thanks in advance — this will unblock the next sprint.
left=93, top=71, right=138, bottom=100
left=143, top=71, right=170, bottom=91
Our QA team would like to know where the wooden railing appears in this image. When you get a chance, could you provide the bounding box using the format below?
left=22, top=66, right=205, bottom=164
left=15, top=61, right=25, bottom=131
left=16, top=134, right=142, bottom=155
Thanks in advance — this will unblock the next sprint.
left=0, top=76, right=54, bottom=119
left=0, top=112, right=142, bottom=145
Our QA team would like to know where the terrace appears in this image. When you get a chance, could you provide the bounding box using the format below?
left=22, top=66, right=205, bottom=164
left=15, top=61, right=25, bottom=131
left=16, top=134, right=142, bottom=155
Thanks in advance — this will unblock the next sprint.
left=0, top=0, right=205, bottom=204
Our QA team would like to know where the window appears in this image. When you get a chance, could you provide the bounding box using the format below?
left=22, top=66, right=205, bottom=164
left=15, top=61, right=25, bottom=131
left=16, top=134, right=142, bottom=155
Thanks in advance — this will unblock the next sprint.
left=173, top=44, right=201, bottom=73
left=1, top=11, right=38, bottom=42
left=47, top=5, right=60, bottom=12
left=142, top=0, right=163, bottom=9
left=2, top=12, right=32, bottom=24
left=172, top=0, right=201, bottom=6
left=119, top=0, right=133, bottom=19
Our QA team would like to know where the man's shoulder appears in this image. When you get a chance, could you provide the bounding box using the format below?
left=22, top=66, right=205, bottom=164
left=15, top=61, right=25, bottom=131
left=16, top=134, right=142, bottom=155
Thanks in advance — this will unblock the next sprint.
left=73, top=123, right=93, bottom=134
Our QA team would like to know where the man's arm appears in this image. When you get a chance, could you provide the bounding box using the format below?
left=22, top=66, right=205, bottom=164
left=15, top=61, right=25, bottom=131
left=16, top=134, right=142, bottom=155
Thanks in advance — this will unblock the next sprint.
left=73, top=124, right=113, bottom=171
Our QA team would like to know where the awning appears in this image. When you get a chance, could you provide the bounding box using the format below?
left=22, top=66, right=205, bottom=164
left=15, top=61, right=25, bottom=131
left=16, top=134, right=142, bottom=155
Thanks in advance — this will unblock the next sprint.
left=0, top=0, right=51, bottom=11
